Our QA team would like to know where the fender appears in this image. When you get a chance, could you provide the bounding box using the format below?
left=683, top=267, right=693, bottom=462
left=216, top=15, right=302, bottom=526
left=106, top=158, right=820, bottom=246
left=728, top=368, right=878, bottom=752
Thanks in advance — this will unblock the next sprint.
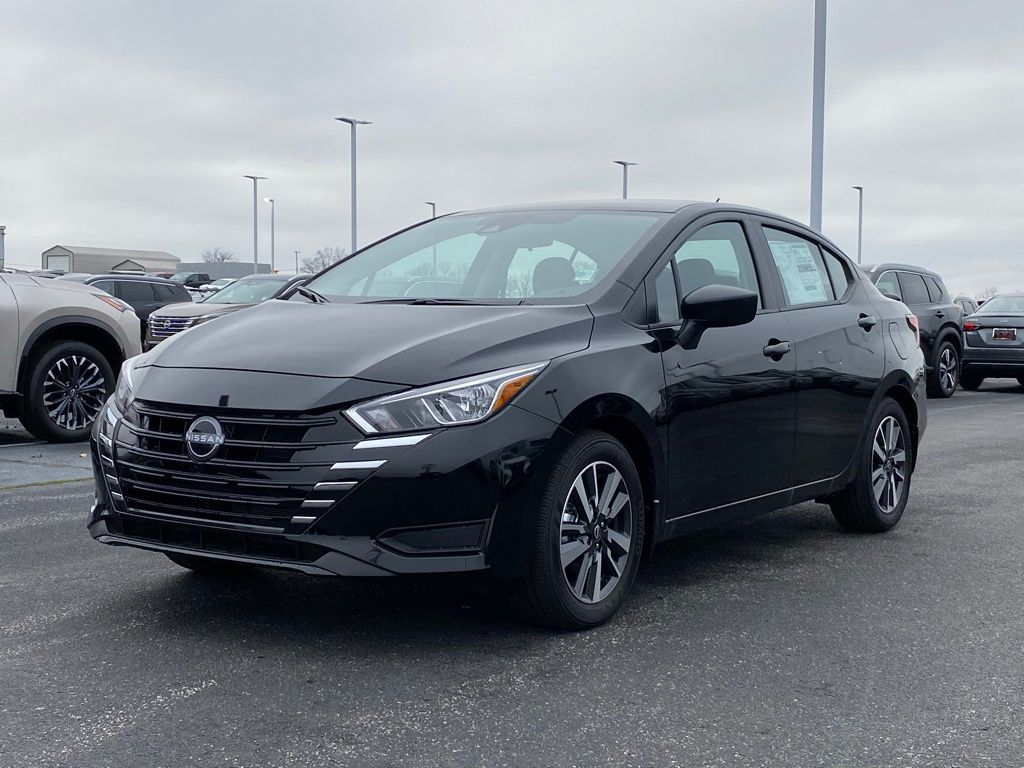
left=18, top=316, right=127, bottom=390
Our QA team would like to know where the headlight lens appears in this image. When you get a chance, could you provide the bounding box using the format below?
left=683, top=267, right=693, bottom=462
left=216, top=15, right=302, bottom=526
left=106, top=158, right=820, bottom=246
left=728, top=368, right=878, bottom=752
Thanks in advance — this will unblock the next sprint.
left=114, top=357, right=140, bottom=410
left=95, top=294, right=131, bottom=313
left=345, top=362, right=548, bottom=434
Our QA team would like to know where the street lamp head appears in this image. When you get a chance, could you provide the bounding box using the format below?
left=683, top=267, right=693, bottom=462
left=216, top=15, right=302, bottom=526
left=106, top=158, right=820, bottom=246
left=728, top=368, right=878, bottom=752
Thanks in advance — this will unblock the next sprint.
left=852, top=185, right=863, bottom=191
left=335, top=116, right=372, bottom=126
left=243, top=175, right=267, bottom=181
left=613, top=160, right=638, bottom=167
left=264, top=197, right=274, bottom=204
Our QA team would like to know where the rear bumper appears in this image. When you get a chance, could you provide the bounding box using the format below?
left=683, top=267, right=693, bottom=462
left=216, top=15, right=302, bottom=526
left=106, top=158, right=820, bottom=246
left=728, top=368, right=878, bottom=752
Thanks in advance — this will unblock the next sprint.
left=962, top=346, right=1024, bottom=376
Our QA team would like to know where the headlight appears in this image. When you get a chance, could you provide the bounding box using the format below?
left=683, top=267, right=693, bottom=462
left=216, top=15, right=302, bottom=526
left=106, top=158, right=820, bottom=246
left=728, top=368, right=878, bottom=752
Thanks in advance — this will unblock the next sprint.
left=114, top=357, right=141, bottom=410
left=345, top=362, right=548, bottom=434
left=94, top=294, right=131, bottom=313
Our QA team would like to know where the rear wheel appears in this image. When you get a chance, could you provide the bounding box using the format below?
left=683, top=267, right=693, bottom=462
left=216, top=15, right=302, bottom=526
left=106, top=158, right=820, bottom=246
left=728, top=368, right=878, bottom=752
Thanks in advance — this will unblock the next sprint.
left=960, top=371, right=983, bottom=391
left=829, top=397, right=912, bottom=533
left=165, top=552, right=255, bottom=575
left=20, top=340, right=115, bottom=442
left=927, top=340, right=959, bottom=398
left=510, top=431, right=643, bottom=630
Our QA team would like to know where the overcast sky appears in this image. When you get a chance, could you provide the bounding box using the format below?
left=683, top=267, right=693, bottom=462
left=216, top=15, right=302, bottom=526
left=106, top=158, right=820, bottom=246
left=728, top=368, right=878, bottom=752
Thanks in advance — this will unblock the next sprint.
left=2, top=0, right=1022, bottom=295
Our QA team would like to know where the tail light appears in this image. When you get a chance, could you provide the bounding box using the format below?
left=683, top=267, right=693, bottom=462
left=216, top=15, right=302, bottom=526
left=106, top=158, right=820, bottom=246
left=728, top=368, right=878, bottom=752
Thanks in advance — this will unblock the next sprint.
left=963, top=319, right=980, bottom=332
left=906, top=314, right=920, bottom=344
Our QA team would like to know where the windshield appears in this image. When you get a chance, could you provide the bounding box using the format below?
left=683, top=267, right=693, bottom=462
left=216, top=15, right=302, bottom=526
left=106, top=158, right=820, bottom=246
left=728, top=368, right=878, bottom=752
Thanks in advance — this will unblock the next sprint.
left=206, top=277, right=289, bottom=304
left=169, top=273, right=191, bottom=283
left=304, top=210, right=667, bottom=303
left=977, top=296, right=1024, bottom=314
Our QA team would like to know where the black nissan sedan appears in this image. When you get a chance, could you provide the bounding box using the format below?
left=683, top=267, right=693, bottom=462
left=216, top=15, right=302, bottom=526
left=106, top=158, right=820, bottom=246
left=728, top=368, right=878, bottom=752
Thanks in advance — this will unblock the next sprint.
left=89, top=201, right=927, bottom=628
left=960, top=293, right=1024, bottom=390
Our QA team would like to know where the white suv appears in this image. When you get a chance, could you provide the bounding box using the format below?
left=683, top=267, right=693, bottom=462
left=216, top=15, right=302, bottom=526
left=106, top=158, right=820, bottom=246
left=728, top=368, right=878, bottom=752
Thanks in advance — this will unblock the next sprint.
left=0, top=272, right=142, bottom=442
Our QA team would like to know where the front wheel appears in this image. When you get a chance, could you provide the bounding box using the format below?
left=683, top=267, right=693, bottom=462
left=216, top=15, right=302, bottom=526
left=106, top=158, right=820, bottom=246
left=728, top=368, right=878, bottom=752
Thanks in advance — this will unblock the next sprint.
left=927, top=340, right=959, bottom=398
left=510, top=431, right=644, bottom=630
left=829, top=397, right=913, bottom=533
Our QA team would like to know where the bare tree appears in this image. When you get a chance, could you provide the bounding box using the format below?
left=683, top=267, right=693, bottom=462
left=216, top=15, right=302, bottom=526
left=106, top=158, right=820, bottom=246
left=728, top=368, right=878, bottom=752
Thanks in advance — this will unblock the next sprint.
left=978, top=286, right=999, bottom=300
left=300, top=246, right=347, bottom=274
left=202, top=247, right=235, bottom=263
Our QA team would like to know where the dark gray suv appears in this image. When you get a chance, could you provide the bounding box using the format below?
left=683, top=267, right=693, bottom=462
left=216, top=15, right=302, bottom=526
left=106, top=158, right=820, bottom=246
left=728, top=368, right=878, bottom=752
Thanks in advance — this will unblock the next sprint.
left=862, top=263, right=963, bottom=398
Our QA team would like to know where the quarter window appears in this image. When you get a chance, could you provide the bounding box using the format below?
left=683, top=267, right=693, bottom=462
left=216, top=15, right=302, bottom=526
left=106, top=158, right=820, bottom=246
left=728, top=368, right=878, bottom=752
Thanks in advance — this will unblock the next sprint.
left=875, top=271, right=901, bottom=299
left=763, top=227, right=835, bottom=306
left=672, top=222, right=761, bottom=306
left=898, top=272, right=930, bottom=305
left=653, top=261, right=679, bottom=322
left=821, top=249, right=851, bottom=299
left=924, top=276, right=944, bottom=303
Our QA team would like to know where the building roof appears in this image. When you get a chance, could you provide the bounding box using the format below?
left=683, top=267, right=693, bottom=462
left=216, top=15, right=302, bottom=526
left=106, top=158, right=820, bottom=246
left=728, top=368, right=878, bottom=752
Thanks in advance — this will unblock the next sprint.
left=42, top=245, right=180, bottom=265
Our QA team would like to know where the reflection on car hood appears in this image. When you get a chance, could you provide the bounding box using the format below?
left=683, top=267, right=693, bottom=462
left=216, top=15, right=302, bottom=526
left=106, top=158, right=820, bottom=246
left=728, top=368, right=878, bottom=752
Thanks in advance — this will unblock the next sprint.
left=150, top=302, right=253, bottom=318
left=143, top=299, right=594, bottom=385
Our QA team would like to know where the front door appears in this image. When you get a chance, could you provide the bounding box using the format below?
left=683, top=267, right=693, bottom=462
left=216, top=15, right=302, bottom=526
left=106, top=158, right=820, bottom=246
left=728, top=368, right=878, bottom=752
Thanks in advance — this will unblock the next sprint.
left=652, top=218, right=797, bottom=524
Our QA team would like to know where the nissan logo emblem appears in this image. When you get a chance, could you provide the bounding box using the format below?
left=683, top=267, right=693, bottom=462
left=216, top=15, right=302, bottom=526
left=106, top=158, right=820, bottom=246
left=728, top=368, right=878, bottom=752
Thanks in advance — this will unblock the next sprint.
left=184, top=416, right=226, bottom=460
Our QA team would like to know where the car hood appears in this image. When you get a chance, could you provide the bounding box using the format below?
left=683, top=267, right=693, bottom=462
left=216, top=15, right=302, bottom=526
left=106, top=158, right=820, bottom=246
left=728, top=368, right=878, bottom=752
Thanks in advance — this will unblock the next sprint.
left=143, top=299, right=594, bottom=385
left=151, top=302, right=253, bottom=318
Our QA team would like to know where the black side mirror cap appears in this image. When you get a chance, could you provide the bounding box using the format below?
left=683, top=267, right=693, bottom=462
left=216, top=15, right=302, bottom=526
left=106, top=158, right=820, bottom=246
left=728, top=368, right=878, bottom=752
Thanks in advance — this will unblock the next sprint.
left=677, top=284, right=758, bottom=349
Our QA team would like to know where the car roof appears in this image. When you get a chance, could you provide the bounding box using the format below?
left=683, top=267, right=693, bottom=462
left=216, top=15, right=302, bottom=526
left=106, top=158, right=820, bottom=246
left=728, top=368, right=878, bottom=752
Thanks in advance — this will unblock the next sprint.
left=861, top=263, right=944, bottom=279
left=84, top=273, right=178, bottom=283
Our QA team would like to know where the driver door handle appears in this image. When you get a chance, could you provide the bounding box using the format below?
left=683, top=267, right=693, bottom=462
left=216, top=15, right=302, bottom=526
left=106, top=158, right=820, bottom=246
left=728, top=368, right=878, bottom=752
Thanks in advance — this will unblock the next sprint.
left=858, top=314, right=878, bottom=330
left=935, top=310, right=945, bottom=318
left=762, top=340, right=792, bottom=360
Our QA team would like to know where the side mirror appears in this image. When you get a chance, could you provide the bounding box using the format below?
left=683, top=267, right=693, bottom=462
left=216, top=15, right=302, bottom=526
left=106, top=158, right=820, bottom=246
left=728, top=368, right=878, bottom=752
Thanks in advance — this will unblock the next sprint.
left=677, top=284, right=758, bottom=349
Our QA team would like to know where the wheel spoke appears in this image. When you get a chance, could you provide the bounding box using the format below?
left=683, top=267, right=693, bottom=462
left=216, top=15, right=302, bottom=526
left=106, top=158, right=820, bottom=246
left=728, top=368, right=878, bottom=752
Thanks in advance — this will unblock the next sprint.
left=571, top=476, right=593, bottom=523
left=873, top=439, right=886, bottom=462
left=891, top=449, right=906, bottom=464
left=873, top=474, right=887, bottom=504
left=603, top=548, right=622, bottom=579
left=573, top=551, right=593, bottom=597
left=595, top=469, right=621, bottom=520
left=560, top=539, right=590, bottom=568
left=606, top=528, right=631, bottom=554
left=590, top=549, right=603, bottom=602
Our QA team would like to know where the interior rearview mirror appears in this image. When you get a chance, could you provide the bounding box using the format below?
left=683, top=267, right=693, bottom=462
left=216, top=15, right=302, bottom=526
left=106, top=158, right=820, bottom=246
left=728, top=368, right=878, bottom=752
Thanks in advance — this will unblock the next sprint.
left=677, top=284, right=758, bottom=349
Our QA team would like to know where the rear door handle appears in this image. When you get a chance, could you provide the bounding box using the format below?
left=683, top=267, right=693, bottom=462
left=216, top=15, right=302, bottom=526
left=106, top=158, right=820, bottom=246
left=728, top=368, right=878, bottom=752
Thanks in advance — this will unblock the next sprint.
left=858, top=314, right=878, bottom=330
left=763, top=340, right=793, bottom=360
left=935, top=311, right=945, bottom=318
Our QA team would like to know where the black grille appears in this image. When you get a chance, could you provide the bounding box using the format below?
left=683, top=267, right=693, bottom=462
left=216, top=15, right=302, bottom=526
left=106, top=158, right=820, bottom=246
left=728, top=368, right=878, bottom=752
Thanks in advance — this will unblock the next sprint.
left=113, top=401, right=350, bottom=531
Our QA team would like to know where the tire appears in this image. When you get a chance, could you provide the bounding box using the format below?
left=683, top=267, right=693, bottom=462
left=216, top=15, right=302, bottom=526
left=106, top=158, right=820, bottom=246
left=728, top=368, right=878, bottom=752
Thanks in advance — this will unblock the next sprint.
left=165, top=552, right=254, bottom=575
left=510, top=430, right=644, bottom=630
left=926, top=339, right=959, bottom=398
left=960, top=372, right=983, bottom=391
left=829, top=397, right=913, bottom=533
left=1017, top=376, right=1024, bottom=390
left=20, top=340, right=115, bottom=443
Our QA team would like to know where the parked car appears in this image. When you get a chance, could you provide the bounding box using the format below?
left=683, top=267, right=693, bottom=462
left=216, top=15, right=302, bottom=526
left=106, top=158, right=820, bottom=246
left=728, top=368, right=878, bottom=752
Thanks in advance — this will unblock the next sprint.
left=168, top=272, right=211, bottom=290
left=0, top=271, right=141, bottom=442
left=198, top=277, right=236, bottom=294
left=862, top=263, right=963, bottom=398
left=960, top=293, right=1024, bottom=390
left=150, top=272, right=175, bottom=280
left=954, top=295, right=979, bottom=316
left=56, top=273, right=193, bottom=338
left=144, top=272, right=306, bottom=349
left=90, top=201, right=926, bottom=629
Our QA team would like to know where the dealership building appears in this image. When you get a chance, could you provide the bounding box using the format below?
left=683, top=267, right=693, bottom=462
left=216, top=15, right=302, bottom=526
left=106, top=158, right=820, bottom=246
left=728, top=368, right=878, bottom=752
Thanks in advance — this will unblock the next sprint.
left=40, top=245, right=180, bottom=274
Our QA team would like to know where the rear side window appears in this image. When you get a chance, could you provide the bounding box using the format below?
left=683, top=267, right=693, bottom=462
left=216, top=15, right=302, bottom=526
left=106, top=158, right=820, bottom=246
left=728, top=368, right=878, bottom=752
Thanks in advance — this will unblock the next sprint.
left=673, top=222, right=761, bottom=306
left=153, top=283, right=177, bottom=300
left=924, top=276, right=945, bottom=303
left=898, top=272, right=930, bottom=305
left=821, top=249, right=852, bottom=299
left=116, top=281, right=155, bottom=302
left=875, top=271, right=901, bottom=299
left=763, top=227, right=835, bottom=306
left=90, top=280, right=116, bottom=295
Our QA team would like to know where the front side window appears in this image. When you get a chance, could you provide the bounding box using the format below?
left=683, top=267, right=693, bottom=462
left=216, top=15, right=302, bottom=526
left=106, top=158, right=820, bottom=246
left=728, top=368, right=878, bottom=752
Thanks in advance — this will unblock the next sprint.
left=673, top=222, right=761, bottom=306
left=875, top=271, right=901, bottom=299
left=304, top=211, right=667, bottom=303
left=898, top=272, right=930, bottom=305
left=763, top=227, right=834, bottom=306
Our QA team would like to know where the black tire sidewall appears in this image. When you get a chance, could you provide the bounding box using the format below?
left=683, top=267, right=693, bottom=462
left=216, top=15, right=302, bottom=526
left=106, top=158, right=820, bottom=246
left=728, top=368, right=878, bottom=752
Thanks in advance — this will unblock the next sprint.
left=536, top=433, right=644, bottom=627
left=22, top=341, right=115, bottom=442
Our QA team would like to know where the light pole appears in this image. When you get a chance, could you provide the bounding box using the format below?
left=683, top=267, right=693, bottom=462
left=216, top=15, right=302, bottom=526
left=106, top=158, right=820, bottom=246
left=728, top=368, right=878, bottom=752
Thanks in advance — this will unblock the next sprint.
left=613, top=160, right=637, bottom=199
left=264, top=197, right=275, bottom=271
left=335, top=116, right=371, bottom=254
left=852, top=186, right=864, bottom=264
left=243, top=175, right=266, bottom=274
left=809, top=0, right=827, bottom=231
left=294, top=250, right=300, bottom=273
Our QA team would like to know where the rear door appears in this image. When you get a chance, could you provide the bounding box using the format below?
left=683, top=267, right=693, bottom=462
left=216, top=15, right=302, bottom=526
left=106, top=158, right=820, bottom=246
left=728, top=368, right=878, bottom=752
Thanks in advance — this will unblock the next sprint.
left=754, top=223, right=886, bottom=485
left=654, top=216, right=797, bottom=524
left=897, top=272, right=939, bottom=354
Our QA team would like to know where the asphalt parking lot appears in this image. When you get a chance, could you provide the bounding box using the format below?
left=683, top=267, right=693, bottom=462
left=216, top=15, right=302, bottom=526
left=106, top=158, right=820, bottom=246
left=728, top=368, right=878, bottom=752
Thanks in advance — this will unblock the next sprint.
left=2, top=384, right=1023, bottom=768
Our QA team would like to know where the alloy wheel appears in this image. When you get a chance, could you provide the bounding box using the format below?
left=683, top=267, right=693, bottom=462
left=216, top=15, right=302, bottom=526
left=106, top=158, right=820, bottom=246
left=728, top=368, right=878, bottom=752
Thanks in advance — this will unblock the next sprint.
left=42, top=355, right=107, bottom=431
left=559, top=460, right=632, bottom=604
left=871, top=416, right=907, bottom=515
left=938, top=346, right=958, bottom=394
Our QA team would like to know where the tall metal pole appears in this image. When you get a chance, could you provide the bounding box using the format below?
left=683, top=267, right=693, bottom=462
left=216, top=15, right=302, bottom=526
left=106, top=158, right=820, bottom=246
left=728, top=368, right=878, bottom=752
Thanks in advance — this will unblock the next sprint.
left=335, top=117, right=371, bottom=254
left=809, top=0, right=827, bottom=232
left=294, top=250, right=300, bottom=273
left=264, top=198, right=275, bottom=271
left=613, top=160, right=637, bottom=199
left=425, top=202, right=438, bottom=273
left=852, top=186, right=864, bottom=264
left=243, top=175, right=266, bottom=274
left=0, top=225, right=6, bottom=270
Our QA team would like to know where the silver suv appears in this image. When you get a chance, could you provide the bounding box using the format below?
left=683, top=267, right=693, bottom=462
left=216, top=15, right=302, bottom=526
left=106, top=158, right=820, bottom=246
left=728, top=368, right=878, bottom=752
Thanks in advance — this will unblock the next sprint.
left=0, top=272, right=142, bottom=442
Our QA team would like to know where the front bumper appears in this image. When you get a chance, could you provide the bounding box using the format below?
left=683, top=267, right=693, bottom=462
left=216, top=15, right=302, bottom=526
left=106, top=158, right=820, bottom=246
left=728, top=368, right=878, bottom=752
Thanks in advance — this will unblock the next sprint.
left=89, top=396, right=566, bottom=578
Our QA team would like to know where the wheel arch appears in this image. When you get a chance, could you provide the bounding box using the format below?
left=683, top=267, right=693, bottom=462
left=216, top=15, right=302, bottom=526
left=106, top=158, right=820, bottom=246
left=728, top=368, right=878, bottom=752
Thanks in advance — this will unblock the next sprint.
left=935, top=323, right=962, bottom=354
left=18, top=319, right=126, bottom=395
left=558, top=394, right=665, bottom=558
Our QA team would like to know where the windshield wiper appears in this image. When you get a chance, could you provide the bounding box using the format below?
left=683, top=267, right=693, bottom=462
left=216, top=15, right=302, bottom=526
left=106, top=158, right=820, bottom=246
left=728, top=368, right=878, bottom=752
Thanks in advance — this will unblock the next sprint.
left=295, top=285, right=331, bottom=304
left=362, top=297, right=500, bottom=305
